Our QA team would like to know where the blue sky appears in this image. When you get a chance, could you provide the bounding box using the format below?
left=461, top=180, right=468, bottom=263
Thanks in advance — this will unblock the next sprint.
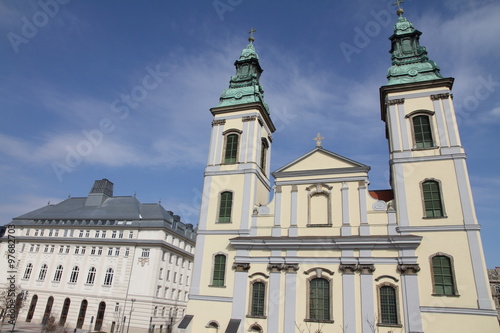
left=1, top=0, right=499, bottom=266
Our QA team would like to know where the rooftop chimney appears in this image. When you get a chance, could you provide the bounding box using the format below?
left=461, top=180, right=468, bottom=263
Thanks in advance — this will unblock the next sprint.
left=85, top=179, right=114, bottom=206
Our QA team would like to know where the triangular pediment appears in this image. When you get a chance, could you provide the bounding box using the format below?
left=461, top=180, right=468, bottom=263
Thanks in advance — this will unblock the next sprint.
left=272, top=147, right=370, bottom=179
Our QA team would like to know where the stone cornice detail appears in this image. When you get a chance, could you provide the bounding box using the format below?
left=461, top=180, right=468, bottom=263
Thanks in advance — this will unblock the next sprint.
left=339, top=264, right=357, bottom=275
left=242, top=115, right=257, bottom=122
left=357, top=264, right=376, bottom=275
left=397, top=264, right=420, bottom=275
left=387, top=98, right=405, bottom=105
left=430, top=93, right=451, bottom=100
left=283, top=264, right=299, bottom=273
left=267, top=263, right=284, bottom=273
left=232, top=262, right=251, bottom=272
left=211, top=119, right=226, bottom=126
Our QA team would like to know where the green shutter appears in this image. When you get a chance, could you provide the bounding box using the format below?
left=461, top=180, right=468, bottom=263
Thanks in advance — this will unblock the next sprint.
left=422, top=181, right=444, bottom=217
left=413, top=116, right=434, bottom=148
left=224, top=134, right=238, bottom=163
left=218, top=192, right=233, bottom=223
left=432, top=256, right=455, bottom=295
left=213, top=255, right=226, bottom=287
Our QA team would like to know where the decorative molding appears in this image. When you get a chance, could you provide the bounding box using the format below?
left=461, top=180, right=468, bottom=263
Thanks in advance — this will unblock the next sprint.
left=430, top=93, right=451, bottom=100
left=304, top=267, right=334, bottom=276
left=375, top=275, right=399, bottom=282
left=211, top=119, right=226, bottom=126
left=339, top=264, right=357, bottom=275
left=387, top=98, right=405, bottom=105
left=249, top=272, right=269, bottom=279
left=420, top=306, right=498, bottom=316
left=357, top=264, right=376, bottom=275
left=232, top=262, right=251, bottom=272
left=267, top=263, right=284, bottom=273
left=137, top=257, right=149, bottom=267
left=283, top=264, right=299, bottom=273
left=242, top=115, right=257, bottom=122
left=397, top=264, right=420, bottom=275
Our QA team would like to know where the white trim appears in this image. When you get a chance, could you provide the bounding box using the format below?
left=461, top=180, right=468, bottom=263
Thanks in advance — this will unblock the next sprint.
left=188, top=294, right=233, bottom=302
left=275, top=176, right=367, bottom=186
left=432, top=99, right=450, bottom=148
left=420, top=306, right=498, bottom=316
left=387, top=89, right=450, bottom=100
left=397, top=225, right=481, bottom=233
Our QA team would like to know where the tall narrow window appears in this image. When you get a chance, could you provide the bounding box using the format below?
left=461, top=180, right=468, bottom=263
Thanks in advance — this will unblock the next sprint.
left=309, top=278, right=330, bottom=321
left=86, top=267, right=96, bottom=285
left=38, top=264, right=48, bottom=281
left=69, top=266, right=79, bottom=283
left=59, top=298, right=71, bottom=325
left=212, top=254, right=226, bottom=287
left=53, top=265, right=63, bottom=282
left=218, top=191, right=233, bottom=223
left=250, top=282, right=265, bottom=317
left=260, top=139, right=269, bottom=172
left=23, top=263, right=33, bottom=280
left=432, top=255, right=456, bottom=295
left=104, top=268, right=114, bottom=286
left=413, top=115, right=434, bottom=148
left=379, top=286, right=398, bottom=325
left=422, top=180, right=444, bottom=218
left=224, top=133, right=239, bottom=163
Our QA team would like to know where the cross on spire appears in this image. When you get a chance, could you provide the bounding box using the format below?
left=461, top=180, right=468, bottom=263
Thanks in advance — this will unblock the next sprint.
left=248, top=28, right=256, bottom=42
left=314, top=133, right=324, bottom=147
left=393, top=0, right=405, bottom=16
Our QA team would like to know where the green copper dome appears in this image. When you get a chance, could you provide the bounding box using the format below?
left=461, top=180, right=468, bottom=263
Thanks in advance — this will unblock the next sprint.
left=216, top=40, right=269, bottom=113
left=386, top=15, right=443, bottom=85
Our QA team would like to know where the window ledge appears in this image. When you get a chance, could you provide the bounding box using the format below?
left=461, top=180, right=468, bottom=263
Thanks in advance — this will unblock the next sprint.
left=377, top=323, right=403, bottom=328
left=432, top=293, right=460, bottom=297
left=307, top=224, right=333, bottom=228
left=422, top=216, right=448, bottom=219
left=304, top=319, right=334, bottom=324
left=412, top=146, right=439, bottom=151
left=208, top=285, right=226, bottom=288
left=246, top=315, right=267, bottom=319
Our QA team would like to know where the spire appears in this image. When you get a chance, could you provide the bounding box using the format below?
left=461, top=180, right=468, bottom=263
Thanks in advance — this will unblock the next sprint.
left=385, top=4, right=442, bottom=85
left=216, top=29, right=269, bottom=113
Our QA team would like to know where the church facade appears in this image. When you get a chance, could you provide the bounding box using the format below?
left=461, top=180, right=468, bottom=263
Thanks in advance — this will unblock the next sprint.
left=181, top=9, right=500, bottom=333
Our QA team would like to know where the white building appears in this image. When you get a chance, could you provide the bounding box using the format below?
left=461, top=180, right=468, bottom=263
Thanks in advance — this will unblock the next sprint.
left=0, top=179, right=195, bottom=333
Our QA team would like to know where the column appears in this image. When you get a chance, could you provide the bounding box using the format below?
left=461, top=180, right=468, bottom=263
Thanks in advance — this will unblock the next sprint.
left=339, top=264, right=357, bottom=333
left=397, top=264, right=424, bottom=333
left=289, top=185, right=298, bottom=237
left=273, top=186, right=282, bottom=237
left=232, top=263, right=251, bottom=332
left=267, top=264, right=283, bottom=333
left=341, top=182, right=351, bottom=236
left=358, top=180, right=369, bottom=236
left=358, top=265, right=375, bottom=333
left=283, top=264, right=299, bottom=332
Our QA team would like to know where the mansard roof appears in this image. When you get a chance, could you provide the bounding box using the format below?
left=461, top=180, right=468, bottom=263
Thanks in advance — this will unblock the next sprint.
left=272, top=147, right=370, bottom=179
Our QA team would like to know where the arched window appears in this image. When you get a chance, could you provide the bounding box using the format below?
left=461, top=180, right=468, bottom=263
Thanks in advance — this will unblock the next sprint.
left=38, top=264, right=48, bottom=281
left=26, top=294, right=38, bottom=322
left=86, top=267, right=97, bottom=285
left=309, top=278, right=330, bottom=321
left=249, top=324, right=263, bottom=332
left=76, top=299, right=88, bottom=329
left=412, top=115, right=434, bottom=148
left=223, top=133, right=239, bottom=164
left=23, top=263, right=33, bottom=280
left=69, top=266, right=80, bottom=283
left=422, top=180, right=444, bottom=218
left=53, top=265, right=63, bottom=282
left=212, top=254, right=226, bottom=287
left=95, top=301, right=106, bottom=331
left=59, top=298, right=71, bottom=325
left=250, top=281, right=266, bottom=317
left=104, top=268, right=114, bottom=286
left=379, top=285, right=398, bottom=325
left=218, top=191, right=233, bottom=223
left=431, top=255, right=457, bottom=296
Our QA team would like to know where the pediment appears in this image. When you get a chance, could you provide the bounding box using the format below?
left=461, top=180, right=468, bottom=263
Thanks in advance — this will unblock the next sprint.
left=272, top=148, right=370, bottom=179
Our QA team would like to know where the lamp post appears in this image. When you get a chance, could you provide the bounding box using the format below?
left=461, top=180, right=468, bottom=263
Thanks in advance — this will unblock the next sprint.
left=126, top=299, right=136, bottom=333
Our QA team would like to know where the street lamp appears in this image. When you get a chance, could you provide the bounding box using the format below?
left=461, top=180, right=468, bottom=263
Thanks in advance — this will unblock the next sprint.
left=126, top=299, right=136, bottom=333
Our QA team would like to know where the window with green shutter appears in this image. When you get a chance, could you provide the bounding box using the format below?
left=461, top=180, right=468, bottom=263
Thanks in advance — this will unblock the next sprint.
left=212, top=254, right=226, bottom=287
left=432, top=255, right=456, bottom=295
left=422, top=180, right=444, bottom=218
left=380, top=286, right=398, bottom=325
left=309, top=278, right=330, bottom=321
left=251, top=282, right=265, bottom=316
left=413, top=115, right=434, bottom=148
left=218, top=191, right=233, bottom=223
left=224, top=134, right=239, bottom=163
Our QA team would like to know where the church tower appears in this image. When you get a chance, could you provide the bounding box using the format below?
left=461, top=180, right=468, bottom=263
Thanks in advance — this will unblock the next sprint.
left=183, top=32, right=276, bottom=332
left=379, top=5, right=498, bottom=331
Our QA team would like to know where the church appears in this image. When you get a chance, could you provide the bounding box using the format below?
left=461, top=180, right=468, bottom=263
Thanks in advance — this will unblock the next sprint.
left=180, top=5, right=500, bottom=333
